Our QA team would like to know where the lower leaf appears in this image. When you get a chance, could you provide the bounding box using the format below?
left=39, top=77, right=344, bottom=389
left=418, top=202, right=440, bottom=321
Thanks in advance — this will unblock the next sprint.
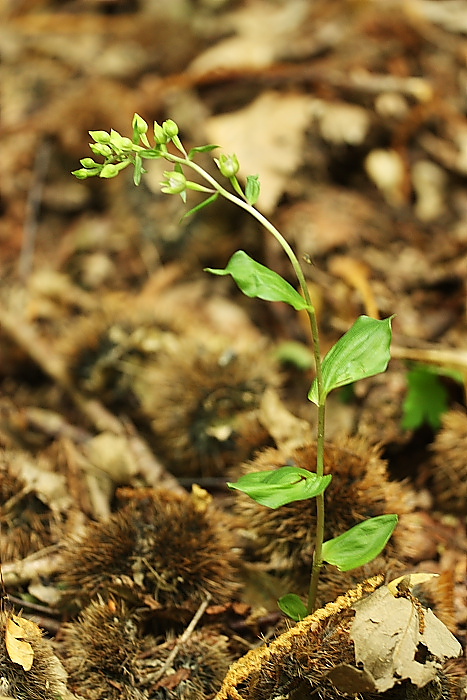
left=321, top=514, right=398, bottom=571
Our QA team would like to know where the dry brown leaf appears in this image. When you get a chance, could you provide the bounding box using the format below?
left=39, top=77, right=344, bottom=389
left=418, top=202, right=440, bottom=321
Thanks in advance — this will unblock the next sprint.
left=205, top=91, right=314, bottom=213
left=5, top=615, right=37, bottom=671
left=188, top=0, right=309, bottom=74
left=350, top=585, right=462, bottom=692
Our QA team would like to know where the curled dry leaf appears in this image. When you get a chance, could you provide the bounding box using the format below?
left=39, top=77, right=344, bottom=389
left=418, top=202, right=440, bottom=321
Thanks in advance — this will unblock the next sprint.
left=5, top=614, right=37, bottom=671
left=350, top=585, right=462, bottom=693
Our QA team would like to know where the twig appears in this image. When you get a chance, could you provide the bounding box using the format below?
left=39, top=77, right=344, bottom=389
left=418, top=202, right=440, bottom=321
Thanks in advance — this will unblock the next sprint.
left=1, top=546, right=63, bottom=587
left=152, top=593, right=212, bottom=683
left=19, top=138, right=51, bottom=280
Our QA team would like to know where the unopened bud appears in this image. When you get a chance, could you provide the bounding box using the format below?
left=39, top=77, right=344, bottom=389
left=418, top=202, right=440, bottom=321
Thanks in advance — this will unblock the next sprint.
left=163, top=119, right=179, bottom=138
left=218, top=153, right=240, bottom=178
left=89, top=130, right=111, bottom=144
left=154, top=122, right=169, bottom=144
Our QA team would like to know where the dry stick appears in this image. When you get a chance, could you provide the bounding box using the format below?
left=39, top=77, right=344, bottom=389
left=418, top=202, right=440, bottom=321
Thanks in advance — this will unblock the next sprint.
left=152, top=593, right=212, bottom=684
left=121, top=417, right=184, bottom=494
left=1, top=546, right=63, bottom=588
left=18, top=138, right=51, bottom=281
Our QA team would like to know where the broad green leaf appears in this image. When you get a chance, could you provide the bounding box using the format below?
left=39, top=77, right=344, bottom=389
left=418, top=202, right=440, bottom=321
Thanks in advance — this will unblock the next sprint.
left=309, top=316, right=393, bottom=405
left=188, top=144, right=219, bottom=159
left=322, top=514, right=398, bottom=571
left=278, top=594, right=308, bottom=621
left=402, top=365, right=448, bottom=431
left=245, top=174, right=260, bottom=204
left=181, top=193, right=219, bottom=220
left=205, top=251, right=311, bottom=311
left=227, top=466, right=332, bottom=509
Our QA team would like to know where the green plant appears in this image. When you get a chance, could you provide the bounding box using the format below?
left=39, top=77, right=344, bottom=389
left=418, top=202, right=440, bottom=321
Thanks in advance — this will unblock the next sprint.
left=73, top=114, right=397, bottom=618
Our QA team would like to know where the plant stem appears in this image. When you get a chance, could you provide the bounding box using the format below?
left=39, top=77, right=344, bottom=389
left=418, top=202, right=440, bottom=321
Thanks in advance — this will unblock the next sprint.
left=166, top=151, right=327, bottom=612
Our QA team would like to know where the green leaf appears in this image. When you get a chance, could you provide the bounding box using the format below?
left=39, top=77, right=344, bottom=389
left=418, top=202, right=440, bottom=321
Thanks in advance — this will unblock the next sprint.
left=322, top=514, right=398, bottom=571
left=278, top=594, right=308, bottom=621
left=188, top=144, right=219, bottom=159
left=274, top=341, right=315, bottom=370
left=133, top=154, right=146, bottom=186
left=181, top=192, right=219, bottom=220
left=308, top=315, right=393, bottom=405
left=245, top=174, right=260, bottom=205
left=205, top=251, right=311, bottom=311
left=402, top=365, right=449, bottom=431
left=227, top=466, right=332, bottom=509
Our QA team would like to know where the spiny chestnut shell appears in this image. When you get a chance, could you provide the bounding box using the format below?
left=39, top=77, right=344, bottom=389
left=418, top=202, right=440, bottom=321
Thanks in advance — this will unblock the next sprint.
left=138, top=338, right=280, bottom=477
left=58, top=488, right=241, bottom=612
left=0, top=609, right=75, bottom=700
left=58, top=598, right=141, bottom=700
left=429, top=409, right=467, bottom=515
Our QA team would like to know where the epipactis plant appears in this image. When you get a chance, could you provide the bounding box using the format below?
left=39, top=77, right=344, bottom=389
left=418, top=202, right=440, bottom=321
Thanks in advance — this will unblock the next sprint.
left=73, top=114, right=397, bottom=620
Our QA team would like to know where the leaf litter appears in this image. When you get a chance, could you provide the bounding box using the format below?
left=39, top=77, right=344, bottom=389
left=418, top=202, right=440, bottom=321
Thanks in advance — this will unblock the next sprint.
left=0, top=0, right=466, bottom=698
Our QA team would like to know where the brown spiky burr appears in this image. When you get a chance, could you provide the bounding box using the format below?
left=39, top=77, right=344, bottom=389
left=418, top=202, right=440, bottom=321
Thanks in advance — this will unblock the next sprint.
left=137, top=337, right=280, bottom=477
left=58, top=598, right=142, bottom=700
left=429, top=409, right=467, bottom=515
left=232, top=436, right=415, bottom=590
left=0, top=452, right=58, bottom=564
left=58, top=488, right=241, bottom=612
left=138, top=630, right=234, bottom=700
left=0, top=608, right=76, bottom=700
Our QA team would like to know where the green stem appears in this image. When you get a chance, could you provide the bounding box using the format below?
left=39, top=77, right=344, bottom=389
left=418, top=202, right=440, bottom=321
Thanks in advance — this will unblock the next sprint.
left=165, top=150, right=327, bottom=612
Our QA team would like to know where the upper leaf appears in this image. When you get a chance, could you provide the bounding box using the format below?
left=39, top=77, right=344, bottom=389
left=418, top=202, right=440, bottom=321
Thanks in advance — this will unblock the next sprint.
left=309, top=316, right=393, bottom=405
left=321, top=514, right=398, bottom=571
left=227, top=466, right=332, bottom=509
left=205, top=250, right=311, bottom=311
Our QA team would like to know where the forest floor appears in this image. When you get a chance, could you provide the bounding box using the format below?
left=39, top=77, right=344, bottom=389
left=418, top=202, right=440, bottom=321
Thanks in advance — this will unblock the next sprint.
left=0, top=2, right=466, bottom=699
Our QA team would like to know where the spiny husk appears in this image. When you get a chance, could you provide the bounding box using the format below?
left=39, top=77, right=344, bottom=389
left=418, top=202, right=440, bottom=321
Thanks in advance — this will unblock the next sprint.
left=233, top=436, right=415, bottom=586
left=58, top=488, right=241, bottom=612
left=138, top=630, right=233, bottom=700
left=429, top=409, right=467, bottom=515
left=138, top=337, right=280, bottom=477
left=0, top=609, right=76, bottom=700
left=0, top=452, right=58, bottom=563
left=58, top=598, right=144, bottom=700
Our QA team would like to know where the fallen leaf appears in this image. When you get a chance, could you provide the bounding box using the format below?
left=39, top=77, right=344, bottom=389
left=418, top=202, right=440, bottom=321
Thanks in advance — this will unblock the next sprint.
left=351, top=585, right=462, bottom=692
left=204, top=91, right=314, bottom=213
left=326, top=663, right=377, bottom=694
left=188, top=0, right=310, bottom=75
left=5, top=615, right=37, bottom=671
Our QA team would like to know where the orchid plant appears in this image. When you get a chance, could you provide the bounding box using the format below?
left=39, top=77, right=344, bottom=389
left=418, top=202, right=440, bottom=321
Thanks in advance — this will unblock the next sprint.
left=73, top=114, right=397, bottom=619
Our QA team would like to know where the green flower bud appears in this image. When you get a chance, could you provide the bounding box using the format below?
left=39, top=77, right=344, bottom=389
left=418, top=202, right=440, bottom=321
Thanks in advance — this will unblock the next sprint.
left=89, top=130, right=111, bottom=144
left=99, top=163, right=119, bottom=178
left=132, top=113, right=148, bottom=134
left=218, top=153, right=240, bottom=178
left=120, top=136, right=134, bottom=150
left=80, top=157, right=99, bottom=168
left=154, top=122, right=169, bottom=144
left=161, top=170, right=187, bottom=194
left=72, top=167, right=99, bottom=179
left=163, top=119, right=179, bottom=138
left=89, top=143, right=112, bottom=157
